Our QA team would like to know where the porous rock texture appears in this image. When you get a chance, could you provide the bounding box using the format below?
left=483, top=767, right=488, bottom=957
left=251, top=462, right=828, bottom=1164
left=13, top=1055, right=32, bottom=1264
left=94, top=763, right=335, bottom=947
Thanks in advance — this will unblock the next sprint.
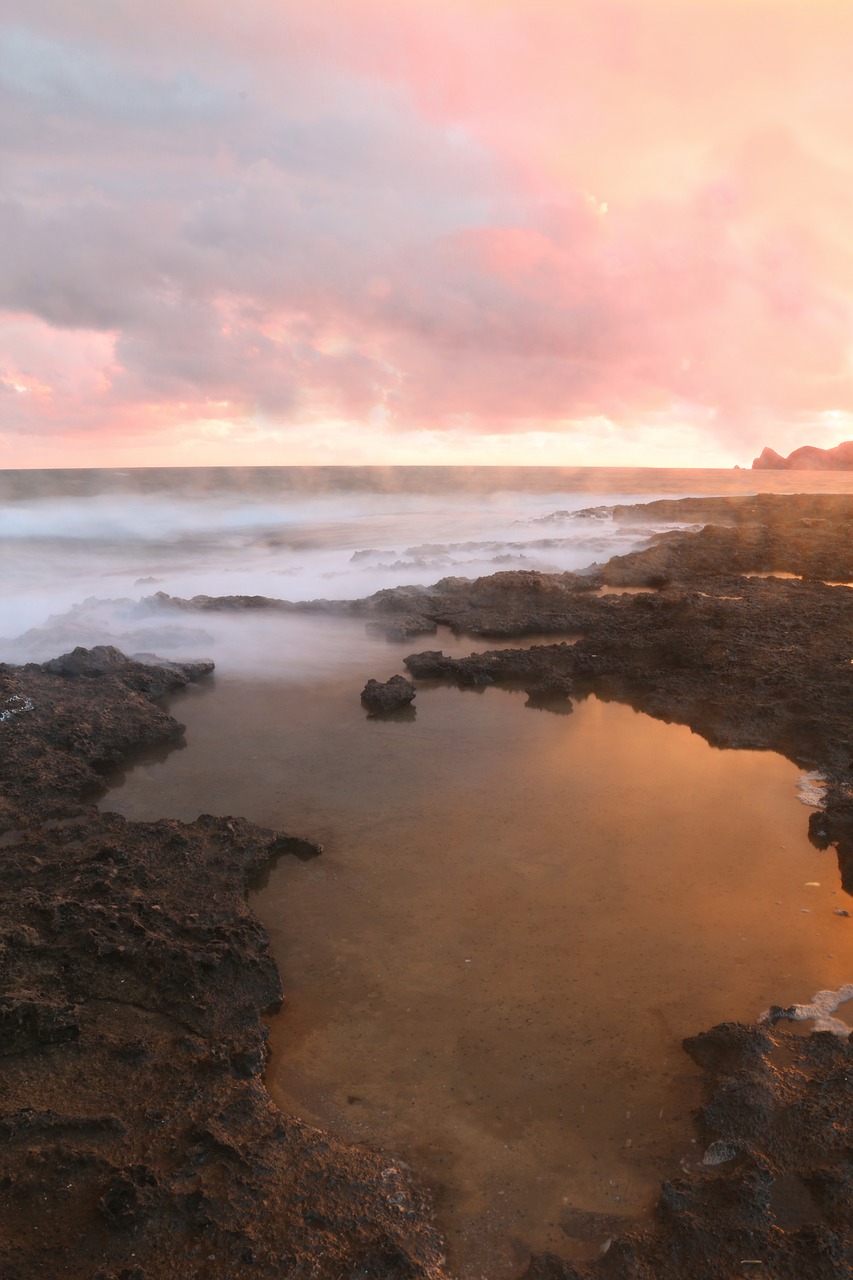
left=6, top=493, right=853, bottom=1279
left=522, top=1020, right=853, bottom=1280
left=360, top=674, right=417, bottom=713
left=0, top=648, right=446, bottom=1280
left=114, top=496, right=853, bottom=1276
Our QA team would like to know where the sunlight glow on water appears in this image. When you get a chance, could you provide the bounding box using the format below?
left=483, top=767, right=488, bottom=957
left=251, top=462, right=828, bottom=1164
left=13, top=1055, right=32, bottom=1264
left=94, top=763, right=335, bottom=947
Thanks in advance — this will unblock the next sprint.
left=99, top=625, right=853, bottom=1279
left=8, top=468, right=853, bottom=1276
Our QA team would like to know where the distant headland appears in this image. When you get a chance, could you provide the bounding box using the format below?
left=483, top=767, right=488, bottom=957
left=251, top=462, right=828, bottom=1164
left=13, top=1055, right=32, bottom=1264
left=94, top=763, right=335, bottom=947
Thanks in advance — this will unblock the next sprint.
left=752, top=440, right=853, bottom=470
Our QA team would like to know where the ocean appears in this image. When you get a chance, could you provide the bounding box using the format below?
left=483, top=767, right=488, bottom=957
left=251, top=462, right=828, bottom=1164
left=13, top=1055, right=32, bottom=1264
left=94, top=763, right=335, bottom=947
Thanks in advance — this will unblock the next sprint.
left=5, top=466, right=853, bottom=1277
left=5, top=464, right=853, bottom=662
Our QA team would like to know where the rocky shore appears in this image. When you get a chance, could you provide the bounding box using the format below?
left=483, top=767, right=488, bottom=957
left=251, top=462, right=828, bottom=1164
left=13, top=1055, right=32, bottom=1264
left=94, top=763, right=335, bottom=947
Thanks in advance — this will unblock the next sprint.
left=0, top=649, right=446, bottom=1280
left=2, top=493, right=853, bottom=1278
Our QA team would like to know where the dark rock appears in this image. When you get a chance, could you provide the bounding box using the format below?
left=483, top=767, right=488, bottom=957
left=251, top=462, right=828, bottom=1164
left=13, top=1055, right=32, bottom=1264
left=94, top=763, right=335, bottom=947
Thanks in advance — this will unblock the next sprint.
left=0, top=997, right=80, bottom=1055
left=129, top=653, right=215, bottom=683
left=43, top=645, right=131, bottom=677
left=683, top=1022, right=774, bottom=1074
left=8, top=494, right=853, bottom=1280
left=360, top=675, right=417, bottom=712
left=0, top=649, right=447, bottom=1280
left=524, top=673, right=574, bottom=704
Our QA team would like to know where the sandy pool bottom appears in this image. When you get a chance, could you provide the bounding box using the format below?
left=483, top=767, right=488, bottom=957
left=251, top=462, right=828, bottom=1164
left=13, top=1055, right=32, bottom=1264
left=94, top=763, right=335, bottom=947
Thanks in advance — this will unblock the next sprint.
left=101, top=646, right=853, bottom=1279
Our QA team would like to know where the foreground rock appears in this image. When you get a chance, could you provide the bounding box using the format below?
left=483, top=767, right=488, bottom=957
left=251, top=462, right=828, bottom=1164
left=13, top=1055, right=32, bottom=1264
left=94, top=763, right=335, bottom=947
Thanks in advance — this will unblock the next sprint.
left=7, top=493, right=853, bottom=1279
left=523, top=1020, right=853, bottom=1280
left=0, top=649, right=446, bottom=1280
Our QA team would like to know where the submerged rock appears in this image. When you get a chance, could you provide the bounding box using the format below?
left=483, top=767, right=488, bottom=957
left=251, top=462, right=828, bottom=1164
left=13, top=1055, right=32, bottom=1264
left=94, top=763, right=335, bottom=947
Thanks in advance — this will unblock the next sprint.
left=365, top=614, right=438, bottom=641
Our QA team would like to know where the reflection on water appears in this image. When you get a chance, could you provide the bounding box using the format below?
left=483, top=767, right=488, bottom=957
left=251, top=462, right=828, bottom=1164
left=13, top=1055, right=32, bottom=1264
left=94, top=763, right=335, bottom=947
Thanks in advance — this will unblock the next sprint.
left=100, top=625, right=853, bottom=1279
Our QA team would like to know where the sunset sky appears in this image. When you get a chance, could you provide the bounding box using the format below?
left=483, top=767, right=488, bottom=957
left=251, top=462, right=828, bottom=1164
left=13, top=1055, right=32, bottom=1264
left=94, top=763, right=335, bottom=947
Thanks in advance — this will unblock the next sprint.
left=4, top=0, right=853, bottom=468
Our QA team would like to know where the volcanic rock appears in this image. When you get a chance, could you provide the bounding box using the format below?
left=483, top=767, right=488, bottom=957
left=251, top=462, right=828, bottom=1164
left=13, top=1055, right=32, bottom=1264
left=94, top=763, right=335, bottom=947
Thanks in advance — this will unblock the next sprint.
left=9, top=493, right=853, bottom=1280
left=524, top=673, right=574, bottom=706
left=0, top=648, right=447, bottom=1280
left=360, top=674, right=417, bottom=711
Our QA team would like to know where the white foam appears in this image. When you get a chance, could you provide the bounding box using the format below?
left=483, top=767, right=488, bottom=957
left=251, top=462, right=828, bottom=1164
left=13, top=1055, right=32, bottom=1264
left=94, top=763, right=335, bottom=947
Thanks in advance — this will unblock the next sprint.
left=796, top=770, right=827, bottom=808
left=762, top=982, right=853, bottom=1037
left=0, top=487, right=680, bottom=664
left=0, top=694, right=34, bottom=722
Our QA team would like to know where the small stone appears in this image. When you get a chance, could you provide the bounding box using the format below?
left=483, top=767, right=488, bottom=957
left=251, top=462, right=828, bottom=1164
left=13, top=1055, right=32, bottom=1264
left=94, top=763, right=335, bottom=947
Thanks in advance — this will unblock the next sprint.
left=360, top=675, right=416, bottom=713
left=701, top=1140, right=739, bottom=1166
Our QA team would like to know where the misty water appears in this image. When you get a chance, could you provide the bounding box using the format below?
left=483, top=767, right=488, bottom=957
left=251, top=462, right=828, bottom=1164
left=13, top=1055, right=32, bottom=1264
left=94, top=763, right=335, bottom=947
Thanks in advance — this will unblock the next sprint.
left=4, top=468, right=853, bottom=1278
left=5, top=463, right=853, bottom=651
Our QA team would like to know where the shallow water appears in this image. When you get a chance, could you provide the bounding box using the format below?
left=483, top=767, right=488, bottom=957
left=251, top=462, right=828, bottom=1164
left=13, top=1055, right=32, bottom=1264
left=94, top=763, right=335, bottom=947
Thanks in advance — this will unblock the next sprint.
left=99, top=615, right=853, bottom=1280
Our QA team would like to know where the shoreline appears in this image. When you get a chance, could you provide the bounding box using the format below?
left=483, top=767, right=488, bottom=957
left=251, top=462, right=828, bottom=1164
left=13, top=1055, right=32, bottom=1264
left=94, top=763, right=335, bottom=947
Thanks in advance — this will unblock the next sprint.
left=2, top=492, right=853, bottom=1278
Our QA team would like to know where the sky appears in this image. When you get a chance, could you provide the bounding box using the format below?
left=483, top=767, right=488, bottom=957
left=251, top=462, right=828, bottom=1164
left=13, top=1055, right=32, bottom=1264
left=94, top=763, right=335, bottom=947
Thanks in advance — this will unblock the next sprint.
left=3, top=0, right=853, bottom=469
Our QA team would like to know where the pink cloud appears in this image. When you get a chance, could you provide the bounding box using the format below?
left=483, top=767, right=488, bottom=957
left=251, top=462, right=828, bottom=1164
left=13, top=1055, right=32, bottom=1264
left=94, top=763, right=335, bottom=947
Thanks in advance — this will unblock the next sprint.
left=3, top=2, right=853, bottom=463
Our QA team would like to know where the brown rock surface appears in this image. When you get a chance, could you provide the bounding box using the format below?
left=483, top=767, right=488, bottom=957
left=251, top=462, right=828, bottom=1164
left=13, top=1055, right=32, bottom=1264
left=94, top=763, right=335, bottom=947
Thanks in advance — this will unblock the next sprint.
left=360, top=673, right=417, bottom=713
left=6, top=495, right=853, bottom=1279
left=521, top=1021, right=853, bottom=1280
left=0, top=650, right=446, bottom=1280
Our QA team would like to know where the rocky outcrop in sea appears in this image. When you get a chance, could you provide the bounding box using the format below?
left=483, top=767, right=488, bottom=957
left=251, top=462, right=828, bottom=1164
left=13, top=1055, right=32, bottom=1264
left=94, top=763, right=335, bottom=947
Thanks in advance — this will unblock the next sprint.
left=752, top=440, right=853, bottom=470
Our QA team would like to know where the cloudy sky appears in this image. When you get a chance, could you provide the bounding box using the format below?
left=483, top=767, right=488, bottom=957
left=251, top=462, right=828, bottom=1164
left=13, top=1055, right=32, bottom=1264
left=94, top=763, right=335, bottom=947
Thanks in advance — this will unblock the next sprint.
left=3, top=0, right=853, bottom=468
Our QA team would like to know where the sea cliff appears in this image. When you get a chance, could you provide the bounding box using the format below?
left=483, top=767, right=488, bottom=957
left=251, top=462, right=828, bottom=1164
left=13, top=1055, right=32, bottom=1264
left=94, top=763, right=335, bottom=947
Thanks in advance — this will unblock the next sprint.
left=752, top=441, right=853, bottom=470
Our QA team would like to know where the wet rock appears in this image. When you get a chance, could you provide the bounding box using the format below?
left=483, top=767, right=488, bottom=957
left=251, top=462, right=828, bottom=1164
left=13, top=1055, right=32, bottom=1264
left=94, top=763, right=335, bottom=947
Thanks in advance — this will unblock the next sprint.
left=405, top=645, right=575, bottom=690
left=527, top=1021, right=853, bottom=1279
left=0, top=649, right=220, bottom=831
left=129, top=652, right=215, bottom=683
left=8, top=495, right=853, bottom=1280
left=0, top=649, right=448, bottom=1280
left=361, top=674, right=417, bottom=711
left=42, top=644, right=132, bottom=677
left=525, top=673, right=574, bottom=705
left=683, top=1022, right=775, bottom=1074
left=365, top=615, right=438, bottom=641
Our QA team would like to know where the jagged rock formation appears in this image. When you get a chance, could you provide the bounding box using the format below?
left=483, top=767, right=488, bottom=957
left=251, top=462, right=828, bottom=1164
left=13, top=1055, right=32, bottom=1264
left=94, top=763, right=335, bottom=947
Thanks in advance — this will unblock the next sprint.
left=752, top=441, right=853, bottom=470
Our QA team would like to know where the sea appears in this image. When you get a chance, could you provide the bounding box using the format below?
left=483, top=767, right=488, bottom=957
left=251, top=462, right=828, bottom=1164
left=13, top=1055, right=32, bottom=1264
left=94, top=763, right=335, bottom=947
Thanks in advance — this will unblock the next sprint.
left=4, top=463, right=853, bottom=661
left=4, top=465, right=853, bottom=1278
